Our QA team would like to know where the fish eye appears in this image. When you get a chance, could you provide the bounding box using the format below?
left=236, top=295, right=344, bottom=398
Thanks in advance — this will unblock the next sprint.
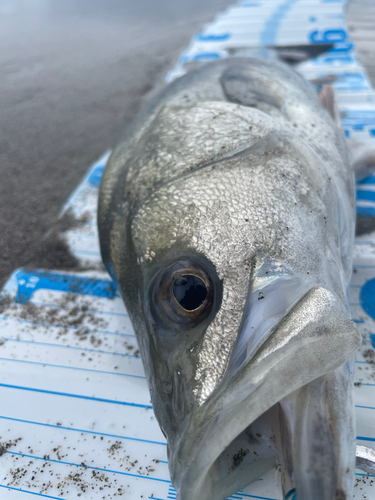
left=173, top=275, right=207, bottom=311
left=151, top=260, right=214, bottom=329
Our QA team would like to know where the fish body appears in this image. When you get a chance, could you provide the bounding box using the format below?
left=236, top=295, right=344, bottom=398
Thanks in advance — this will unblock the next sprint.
left=98, top=58, right=361, bottom=500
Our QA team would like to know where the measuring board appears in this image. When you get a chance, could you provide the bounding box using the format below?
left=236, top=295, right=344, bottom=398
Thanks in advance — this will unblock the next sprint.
left=1, top=0, right=375, bottom=498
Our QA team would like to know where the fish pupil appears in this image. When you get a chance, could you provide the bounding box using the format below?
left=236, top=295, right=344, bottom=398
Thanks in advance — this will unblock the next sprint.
left=173, top=275, right=207, bottom=311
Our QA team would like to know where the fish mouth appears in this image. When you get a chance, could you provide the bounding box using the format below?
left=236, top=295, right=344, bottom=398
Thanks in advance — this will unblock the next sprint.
left=168, top=286, right=360, bottom=500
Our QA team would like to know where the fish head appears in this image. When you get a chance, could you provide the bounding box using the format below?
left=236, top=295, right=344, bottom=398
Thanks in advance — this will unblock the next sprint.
left=99, top=99, right=360, bottom=499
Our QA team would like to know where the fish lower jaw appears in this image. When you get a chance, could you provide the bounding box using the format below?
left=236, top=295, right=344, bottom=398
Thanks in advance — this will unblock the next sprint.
left=168, top=287, right=360, bottom=500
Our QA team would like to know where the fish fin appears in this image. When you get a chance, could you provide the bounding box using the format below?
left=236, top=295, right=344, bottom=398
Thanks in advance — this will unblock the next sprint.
left=353, top=148, right=375, bottom=230
left=318, top=84, right=340, bottom=125
left=356, top=179, right=375, bottom=235
left=277, top=365, right=356, bottom=500
left=318, top=87, right=375, bottom=182
left=219, top=63, right=282, bottom=110
left=356, top=445, right=375, bottom=474
left=274, top=43, right=334, bottom=65
left=349, top=139, right=375, bottom=235
left=356, top=216, right=375, bottom=236
left=309, top=74, right=337, bottom=86
left=231, top=44, right=333, bottom=65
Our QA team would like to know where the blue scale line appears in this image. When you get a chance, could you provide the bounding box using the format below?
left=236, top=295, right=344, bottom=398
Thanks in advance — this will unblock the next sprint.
left=260, top=0, right=299, bottom=46
left=1, top=315, right=135, bottom=338
left=149, top=497, right=166, bottom=500
left=356, top=382, right=375, bottom=387
left=353, top=319, right=365, bottom=324
left=356, top=405, right=375, bottom=410
left=357, top=176, right=375, bottom=185
left=31, top=300, right=128, bottom=318
left=357, top=436, right=375, bottom=442
left=6, top=451, right=171, bottom=483
left=0, top=415, right=167, bottom=446
left=357, top=190, right=375, bottom=202
left=1, top=337, right=137, bottom=358
left=0, top=484, right=66, bottom=500
left=69, top=233, right=98, bottom=239
left=14, top=269, right=118, bottom=304
left=356, top=206, right=375, bottom=218
left=238, top=494, right=278, bottom=500
left=0, top=357, right=146, bottom=379
left=0, top=383, right=152, bottom=409
left=72, top=249, right=101, bottom=256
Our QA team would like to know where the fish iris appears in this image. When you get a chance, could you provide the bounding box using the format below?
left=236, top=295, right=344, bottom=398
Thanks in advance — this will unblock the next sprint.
left=173, top=275, right=207, bottom=311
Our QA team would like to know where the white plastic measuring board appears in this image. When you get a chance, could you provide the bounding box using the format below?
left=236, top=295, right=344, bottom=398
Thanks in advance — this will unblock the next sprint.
left=1, top=2, right=375, bottom=500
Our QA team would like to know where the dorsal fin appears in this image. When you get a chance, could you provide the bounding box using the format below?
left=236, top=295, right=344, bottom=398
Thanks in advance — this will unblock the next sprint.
left=318, top=84, right=340, bottom=126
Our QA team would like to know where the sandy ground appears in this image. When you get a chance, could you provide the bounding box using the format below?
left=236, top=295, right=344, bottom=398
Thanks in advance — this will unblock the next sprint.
left=0, top=0, right=374, bottom=287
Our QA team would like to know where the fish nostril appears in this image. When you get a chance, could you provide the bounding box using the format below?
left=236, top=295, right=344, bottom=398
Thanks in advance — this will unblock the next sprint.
left=173, top=275, right=207, bottom=311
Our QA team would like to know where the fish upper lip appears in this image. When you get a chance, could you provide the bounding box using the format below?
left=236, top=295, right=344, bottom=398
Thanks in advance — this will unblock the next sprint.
left=167, top=287, right=360, bottom=499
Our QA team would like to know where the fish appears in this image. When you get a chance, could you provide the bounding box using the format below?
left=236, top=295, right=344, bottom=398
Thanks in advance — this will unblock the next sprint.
left=98, top=57, right=363, bottom=500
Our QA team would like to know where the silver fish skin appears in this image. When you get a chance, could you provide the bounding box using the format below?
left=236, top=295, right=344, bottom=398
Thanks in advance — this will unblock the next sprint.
left=98, top=58, right=361, bottom=500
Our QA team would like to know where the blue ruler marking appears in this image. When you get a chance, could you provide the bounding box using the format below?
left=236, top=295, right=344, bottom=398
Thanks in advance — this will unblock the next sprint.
left=0, top=337, right=138, bottom=357
left=0, top=357, right=146, bottom=379
left=0, top=485, right=67, bottom=500
left=14, top=269, right=119, bottom=304
left=0, top=415, right=167, bottom=446
left=260, top=0, right=300, bottom=46
left=6, top=451, right=171, bottom=483
left=0, top=383, right=151, bottom=409
left=1, top=315, right=134, bottom=338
